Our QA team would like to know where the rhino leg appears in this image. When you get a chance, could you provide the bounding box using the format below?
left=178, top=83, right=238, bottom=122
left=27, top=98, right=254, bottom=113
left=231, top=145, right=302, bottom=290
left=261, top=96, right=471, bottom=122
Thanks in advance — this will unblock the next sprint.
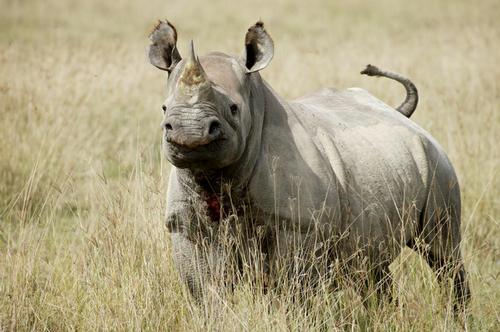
left=355, top=256, right=394, bottom=308
left=268, top=229, right=328, bottom=292
left=372, top=262, right=393, bottom=302
left=170, top=232, right=208, bottom=299
left=411, top=172, right=471, bottom=316
left=424, top=246, right=470, bottom=315
left=170, top=232, right=230, bottom=301
left=172, top=225, right=249, bottom=302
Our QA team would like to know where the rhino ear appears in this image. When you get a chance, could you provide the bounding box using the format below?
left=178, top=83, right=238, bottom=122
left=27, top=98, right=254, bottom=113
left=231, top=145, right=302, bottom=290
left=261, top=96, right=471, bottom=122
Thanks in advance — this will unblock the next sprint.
left=148, top=20, right=182, bottom=72
left=243, top=21, right=274, bottom=73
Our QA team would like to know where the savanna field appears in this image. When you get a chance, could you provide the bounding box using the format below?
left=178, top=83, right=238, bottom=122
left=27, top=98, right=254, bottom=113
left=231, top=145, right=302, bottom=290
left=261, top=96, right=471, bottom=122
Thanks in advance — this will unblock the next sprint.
left=0, top=0, right=498, bottom=330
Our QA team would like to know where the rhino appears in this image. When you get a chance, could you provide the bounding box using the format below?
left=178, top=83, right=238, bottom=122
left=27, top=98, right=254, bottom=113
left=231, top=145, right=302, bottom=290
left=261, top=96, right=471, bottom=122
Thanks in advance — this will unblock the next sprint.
left=147, top=20, right=470, bottom=312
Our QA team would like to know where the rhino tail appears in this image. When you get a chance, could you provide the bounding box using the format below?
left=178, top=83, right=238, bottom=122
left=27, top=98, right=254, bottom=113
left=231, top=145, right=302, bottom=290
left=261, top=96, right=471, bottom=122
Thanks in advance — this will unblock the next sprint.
left=361, top=64, right=419, bottom=118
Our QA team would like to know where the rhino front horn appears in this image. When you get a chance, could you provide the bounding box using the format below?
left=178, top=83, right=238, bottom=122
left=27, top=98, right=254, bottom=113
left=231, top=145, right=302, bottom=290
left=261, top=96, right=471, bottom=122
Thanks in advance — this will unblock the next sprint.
left=180, top=40, right=209, bottom=87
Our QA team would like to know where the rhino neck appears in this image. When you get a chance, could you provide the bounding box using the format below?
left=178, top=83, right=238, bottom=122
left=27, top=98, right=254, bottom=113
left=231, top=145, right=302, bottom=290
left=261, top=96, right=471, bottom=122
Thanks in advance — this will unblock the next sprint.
left=217, top=73, right=269, bottom=188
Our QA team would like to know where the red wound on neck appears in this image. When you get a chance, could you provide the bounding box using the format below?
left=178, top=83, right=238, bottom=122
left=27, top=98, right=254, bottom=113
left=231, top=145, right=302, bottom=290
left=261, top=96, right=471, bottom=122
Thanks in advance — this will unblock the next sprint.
left=205, top=194, right=221, bottom=221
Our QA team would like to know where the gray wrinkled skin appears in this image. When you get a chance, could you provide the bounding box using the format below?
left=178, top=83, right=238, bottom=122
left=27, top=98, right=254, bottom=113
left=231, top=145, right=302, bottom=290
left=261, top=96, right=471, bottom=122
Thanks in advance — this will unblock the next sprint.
left=148, top=21, right=470, bottom=311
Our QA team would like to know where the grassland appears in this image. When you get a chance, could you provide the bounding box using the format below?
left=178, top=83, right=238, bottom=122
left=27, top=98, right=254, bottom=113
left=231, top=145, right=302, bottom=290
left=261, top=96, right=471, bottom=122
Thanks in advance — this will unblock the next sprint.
left=0, top=0, right=498, bottom=330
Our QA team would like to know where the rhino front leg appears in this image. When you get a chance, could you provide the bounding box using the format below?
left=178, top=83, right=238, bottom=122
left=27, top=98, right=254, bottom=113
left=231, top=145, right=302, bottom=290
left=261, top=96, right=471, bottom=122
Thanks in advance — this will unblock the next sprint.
left=165, top=169, right=213, bottom=299
left=171, top=230, right=233, bottom=300
left=268, top=229, right=329, bottom=291
left=169, top=215, right=235, bottom=301
left=360, top=260, right=394, bottom=307
left=170, top=232, right=208, bottom=299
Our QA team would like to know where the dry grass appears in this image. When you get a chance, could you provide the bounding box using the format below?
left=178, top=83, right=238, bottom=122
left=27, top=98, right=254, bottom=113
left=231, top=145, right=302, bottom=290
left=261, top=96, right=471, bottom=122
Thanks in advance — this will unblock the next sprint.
left=0, top=0, right=499, bottom=330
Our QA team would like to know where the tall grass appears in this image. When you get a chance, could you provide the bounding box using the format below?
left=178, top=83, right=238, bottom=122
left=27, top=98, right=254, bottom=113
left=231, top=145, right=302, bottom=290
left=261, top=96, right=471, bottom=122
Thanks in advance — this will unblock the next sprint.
left=0, top=0, right=498, bottom=330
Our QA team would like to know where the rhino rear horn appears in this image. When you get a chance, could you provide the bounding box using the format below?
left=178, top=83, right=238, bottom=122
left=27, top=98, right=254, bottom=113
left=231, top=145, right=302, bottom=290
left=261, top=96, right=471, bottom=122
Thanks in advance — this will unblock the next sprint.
left=148, top=20, right=182, bottom=72
left=243, top=21, right=274, bottom=73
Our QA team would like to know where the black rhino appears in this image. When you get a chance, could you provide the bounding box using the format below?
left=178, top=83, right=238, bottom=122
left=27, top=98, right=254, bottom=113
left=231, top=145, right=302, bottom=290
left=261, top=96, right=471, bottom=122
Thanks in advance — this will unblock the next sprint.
left=147, top=20, right=470, bottom=313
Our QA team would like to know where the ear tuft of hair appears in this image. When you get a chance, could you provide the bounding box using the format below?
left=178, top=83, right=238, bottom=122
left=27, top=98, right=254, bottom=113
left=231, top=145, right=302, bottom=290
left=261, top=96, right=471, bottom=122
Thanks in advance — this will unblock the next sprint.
left=149, top=19, right=177, bottom=41
left=151, top=20, right=163, bottom=35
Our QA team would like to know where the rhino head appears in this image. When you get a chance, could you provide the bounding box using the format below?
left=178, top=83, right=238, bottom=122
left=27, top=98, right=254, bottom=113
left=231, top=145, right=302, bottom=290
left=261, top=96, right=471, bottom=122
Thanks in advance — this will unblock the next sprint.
left=148, top=20, right=274, bottom=170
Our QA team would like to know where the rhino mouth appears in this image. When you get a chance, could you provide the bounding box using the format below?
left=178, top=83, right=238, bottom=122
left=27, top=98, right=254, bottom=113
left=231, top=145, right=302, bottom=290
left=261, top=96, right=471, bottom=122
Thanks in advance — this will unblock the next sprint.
left=165, top=137, right=228, bottom=168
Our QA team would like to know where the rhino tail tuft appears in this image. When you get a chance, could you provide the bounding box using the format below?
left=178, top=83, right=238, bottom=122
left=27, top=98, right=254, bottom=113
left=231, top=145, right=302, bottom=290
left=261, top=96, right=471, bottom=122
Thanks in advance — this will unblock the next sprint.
left=360, top=64, right=382, bottom=77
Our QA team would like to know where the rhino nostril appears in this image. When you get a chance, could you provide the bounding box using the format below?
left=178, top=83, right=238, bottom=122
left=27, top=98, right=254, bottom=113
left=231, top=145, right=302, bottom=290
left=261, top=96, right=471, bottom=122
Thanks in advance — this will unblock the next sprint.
left=165, top=123, right=173, bottom=131
left=208, top=120, right=221, bottom=136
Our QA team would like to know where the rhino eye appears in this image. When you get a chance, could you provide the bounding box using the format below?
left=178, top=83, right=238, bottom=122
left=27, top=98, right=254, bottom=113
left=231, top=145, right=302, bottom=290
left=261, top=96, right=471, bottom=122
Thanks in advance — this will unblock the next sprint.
left=230, top=104, right=238, bottom=115
left=162, top=105, right=167, bottom=114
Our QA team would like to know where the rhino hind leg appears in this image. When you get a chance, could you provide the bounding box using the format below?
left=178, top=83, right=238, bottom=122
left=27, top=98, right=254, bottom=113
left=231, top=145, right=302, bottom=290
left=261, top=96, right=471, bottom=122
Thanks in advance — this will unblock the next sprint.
left=408, top=241, right=470, bottom=316
left=410, top=184, right=471, bottom=316
left=424, top=247, right=471, bottom=315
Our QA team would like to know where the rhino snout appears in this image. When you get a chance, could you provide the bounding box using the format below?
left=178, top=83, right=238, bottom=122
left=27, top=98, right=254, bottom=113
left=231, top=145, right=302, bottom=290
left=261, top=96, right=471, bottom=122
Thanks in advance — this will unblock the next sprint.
left=164, top=116, right=223, bottom=149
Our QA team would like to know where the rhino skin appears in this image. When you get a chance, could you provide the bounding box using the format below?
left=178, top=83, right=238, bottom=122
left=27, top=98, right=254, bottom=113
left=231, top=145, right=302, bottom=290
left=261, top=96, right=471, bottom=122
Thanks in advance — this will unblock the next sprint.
left=147, top=20, right=470, bottom=313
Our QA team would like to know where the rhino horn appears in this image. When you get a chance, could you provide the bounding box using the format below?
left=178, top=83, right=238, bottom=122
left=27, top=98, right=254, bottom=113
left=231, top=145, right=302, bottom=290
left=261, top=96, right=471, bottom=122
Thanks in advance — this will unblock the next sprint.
left=180, top=41, right=210, bottom=89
